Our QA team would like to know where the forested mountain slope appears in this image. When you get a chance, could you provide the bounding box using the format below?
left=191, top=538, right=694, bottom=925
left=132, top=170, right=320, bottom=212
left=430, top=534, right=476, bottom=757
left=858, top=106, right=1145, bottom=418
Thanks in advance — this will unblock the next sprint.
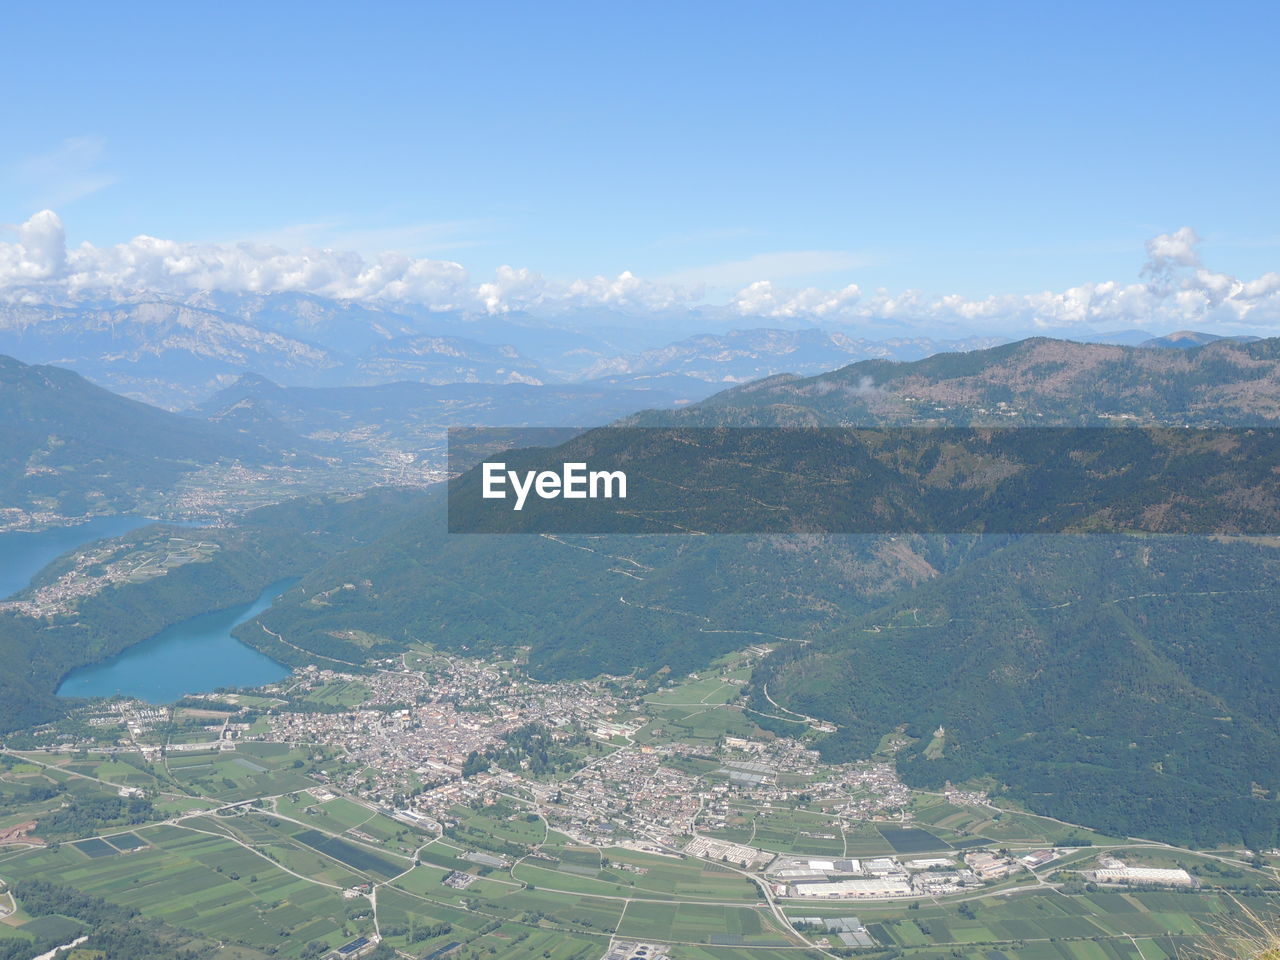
left=0, top=354, right=312, bottom=518
left=753, top=534, right=1280, bottom=848
left=11, top=336, right=1280, bottom=846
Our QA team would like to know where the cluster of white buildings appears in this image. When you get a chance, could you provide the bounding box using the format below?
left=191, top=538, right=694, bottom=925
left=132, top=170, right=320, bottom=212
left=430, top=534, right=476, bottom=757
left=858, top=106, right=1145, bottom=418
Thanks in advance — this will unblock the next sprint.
left=682, top=835, right=768, bottom=867
left=544, top=747, right=703, bottom=847
left=790, top=876, right=914, bottom=899
left=772, top=853, right=987, bottom=899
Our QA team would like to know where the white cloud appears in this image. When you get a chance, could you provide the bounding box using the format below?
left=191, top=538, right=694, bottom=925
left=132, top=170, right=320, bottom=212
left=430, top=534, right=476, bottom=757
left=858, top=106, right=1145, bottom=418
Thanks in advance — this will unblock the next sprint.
left=0, top=210, right=67, bottom=281
left=732, top=279, right=863, bottom=318
left=1143, top=226, right=1202, bottom=276
left=1, top=211, right=1278, bottom=336
left=726, top=232, right=1280, bottom=335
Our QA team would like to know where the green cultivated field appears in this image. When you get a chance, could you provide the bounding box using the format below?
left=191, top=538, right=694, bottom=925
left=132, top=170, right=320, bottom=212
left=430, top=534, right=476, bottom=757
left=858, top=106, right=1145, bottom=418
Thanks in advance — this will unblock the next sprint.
left=910, top=796, right=1119, bottom=846
left=299, top=678, right=370, bottom=709
left=163, top=744, right=319, bottom=802
left=617, top=901, right=795, bottom=946
left=645, top=674, right=747, bottom=707
left=292, top=828, right=406, bottom=878
left=879, top=825, right=951, bottom=853
left=789, top=888, right=1274, bottom=960
left=376, top=877, right=620, bottom=957
left=71, top=836, right=117, bottom=858
left=645, top=703, right=764, bottom=743
left=1, top=823, right=371, bottom=958
left=741, top=805, right=857, bottom=856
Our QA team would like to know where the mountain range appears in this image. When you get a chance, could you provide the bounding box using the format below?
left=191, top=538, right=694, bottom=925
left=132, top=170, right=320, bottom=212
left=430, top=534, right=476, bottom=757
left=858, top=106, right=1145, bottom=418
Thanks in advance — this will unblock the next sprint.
left=0, top=352, right=706, bottom=525
left=639, top=334, right=1280, bottom=426
left=0, top=354, right=311, bottom=522
left=0, top=292, right=1009, bottom=408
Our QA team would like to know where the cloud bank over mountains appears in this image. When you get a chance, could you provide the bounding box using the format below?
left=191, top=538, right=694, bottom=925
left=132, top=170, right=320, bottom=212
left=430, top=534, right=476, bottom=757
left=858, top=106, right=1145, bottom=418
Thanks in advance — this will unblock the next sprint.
left=2, top=211, right=1277, bottom=337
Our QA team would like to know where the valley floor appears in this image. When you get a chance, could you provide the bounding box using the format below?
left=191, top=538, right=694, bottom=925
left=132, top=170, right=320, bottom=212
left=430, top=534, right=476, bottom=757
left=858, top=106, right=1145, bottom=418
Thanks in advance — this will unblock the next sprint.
left=1, top=647, right=1277, bottom=960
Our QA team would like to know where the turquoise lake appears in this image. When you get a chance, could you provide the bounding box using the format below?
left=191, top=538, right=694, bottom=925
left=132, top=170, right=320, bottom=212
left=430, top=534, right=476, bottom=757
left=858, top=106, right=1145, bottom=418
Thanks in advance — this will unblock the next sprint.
left=56, top=579, right=295, bottom=703
left=0, top=515, right=154, bottom=599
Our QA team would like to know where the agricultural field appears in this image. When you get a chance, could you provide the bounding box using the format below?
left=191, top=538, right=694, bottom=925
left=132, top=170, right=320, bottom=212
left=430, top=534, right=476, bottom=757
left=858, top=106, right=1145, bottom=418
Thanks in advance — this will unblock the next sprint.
left=616, top=901, right=795, bottom=947
left=162, top=744, right=322, bottom=802
left=1, top=822, right=372, bottom=958
left=296, top=677, right=371, bottom=709
left=909, top=796, right=1120, bottom=847
left=789, top=888, right=1268, bottom=960
left=641, top=704, right=765, bottom=745
left=645, top=671, right=750, bottom=709
left=878, top=826, right=951, bottom=854
left=512, top=850, right=758, bottom=903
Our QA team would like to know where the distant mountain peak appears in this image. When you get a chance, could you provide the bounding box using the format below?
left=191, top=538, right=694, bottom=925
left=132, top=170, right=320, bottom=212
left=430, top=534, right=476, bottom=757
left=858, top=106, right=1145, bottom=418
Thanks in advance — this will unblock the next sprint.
left=229, top=371, right=281, bottom=390
left=1139, top=330, right=1262, bottom=349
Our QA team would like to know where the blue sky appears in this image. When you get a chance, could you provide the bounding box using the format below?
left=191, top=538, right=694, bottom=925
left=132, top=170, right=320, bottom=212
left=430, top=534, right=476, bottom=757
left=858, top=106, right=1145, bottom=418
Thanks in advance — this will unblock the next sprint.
left=2, top=0, right=1278, bottom=322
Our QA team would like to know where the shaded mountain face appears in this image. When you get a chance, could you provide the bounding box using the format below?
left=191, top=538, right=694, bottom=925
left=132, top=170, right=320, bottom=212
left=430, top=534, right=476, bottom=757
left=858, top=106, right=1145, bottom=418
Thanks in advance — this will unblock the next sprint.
left=0, top=354, right=319, bottom=523
left=754, top=534, right=1280, bottom=849
left=247, top=512, right=999, bottom=679
left=239, top=335, right=1280, bottom=846
left=0, top=350, right=701, bottom=528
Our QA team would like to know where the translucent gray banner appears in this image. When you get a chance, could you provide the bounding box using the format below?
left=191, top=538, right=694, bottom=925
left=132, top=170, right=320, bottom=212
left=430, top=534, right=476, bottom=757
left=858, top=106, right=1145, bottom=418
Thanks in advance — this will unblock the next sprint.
left=446, top=426, right=1280, bottom=534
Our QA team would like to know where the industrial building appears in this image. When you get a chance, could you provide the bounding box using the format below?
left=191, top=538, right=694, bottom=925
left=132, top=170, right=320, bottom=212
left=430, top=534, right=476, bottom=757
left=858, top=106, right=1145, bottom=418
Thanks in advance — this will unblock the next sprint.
left=1092, top=866, right=1195, bottom=887
left=792, top=916, right=877, bottom=947
left=790, top=877, right=914, bottom=899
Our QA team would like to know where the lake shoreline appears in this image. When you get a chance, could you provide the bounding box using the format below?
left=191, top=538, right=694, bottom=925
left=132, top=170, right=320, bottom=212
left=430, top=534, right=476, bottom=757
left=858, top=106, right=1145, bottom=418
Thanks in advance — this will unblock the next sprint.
left=54, top=577, right=299, bottom=705
left=0, top=515, right=157, bottom=600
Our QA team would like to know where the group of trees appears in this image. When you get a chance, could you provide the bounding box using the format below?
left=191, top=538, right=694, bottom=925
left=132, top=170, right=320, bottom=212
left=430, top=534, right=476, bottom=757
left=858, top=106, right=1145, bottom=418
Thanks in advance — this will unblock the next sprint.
left=4, top=879, right=197, bottom=960
left=460, top=723, right=589, bottom=780
left=35, top=795, right=155, bottom=841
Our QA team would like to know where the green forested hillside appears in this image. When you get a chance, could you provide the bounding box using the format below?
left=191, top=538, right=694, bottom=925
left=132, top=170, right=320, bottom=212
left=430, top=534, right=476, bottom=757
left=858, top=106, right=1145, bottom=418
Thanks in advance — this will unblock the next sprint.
left=244, top=507, right=992, bottom=677
left=752, top=534, right=1280, bottom=848
left=445, top=423, right=1280, bottom=535
left=0, top=354, right=311, bottom=516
